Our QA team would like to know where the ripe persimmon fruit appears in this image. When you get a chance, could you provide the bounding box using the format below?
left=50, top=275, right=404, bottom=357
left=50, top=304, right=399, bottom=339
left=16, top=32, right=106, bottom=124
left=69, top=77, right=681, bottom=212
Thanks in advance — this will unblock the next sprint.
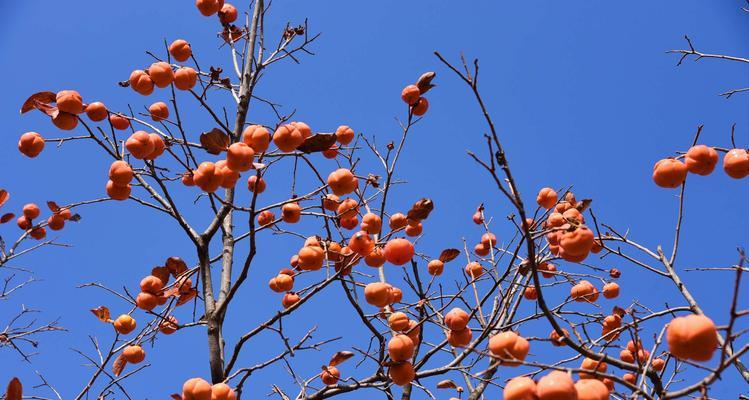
left=241, top=125, right=270, bottom=153
left=52, top=111, right=78, bottom=130
left=211, top=383, right=236, bottom=400
left=113, top=314, right=136, bottom=335
left=129, top=70, right=154, bottom=95
left=401, top=85, right=420, bottom=105
left=125, top=131, right=155, bottom=159
left=383, top=238, right=414, bottom=265
left=427, top=259, right=444, bottom=276
left=364, top=282, right=392, bottom=307
left=327, top=168, right=358, bottom=196
left=106, top=180, right=131, bottom=201
left=574, top=379, right=610, bottom=400
left=536, top=370, right=576, bottom=400
left=219, top=3, right=238, bottom=24
left=666, top=314, right=718, bottom=362
left=122, top=345, right=145, bottom=363
left=447, top=327, right=473, bottom=347
left=149, top=102, right=169, bottom=122
left=444, top=307, right=470, bottom=331
left=503, top=376, right=537, bottom=400
left=18, top=132, right=45, bottom=158
left=536, top=187, right=558, bottom=209
left=182, top=377, right=212, bottom=400
left=335, top=125, right=355, bottom=145
left=85, top=102, right=108, bottom=121
left=174, top=67, right=198, bottom=90
left=282, top=202, right=301, bottom=223
left=388, top=334, right=415, bottom=361
left=273, top=124, right=304, bottom=152
left=109, top=114, right=130, bottom=130
left=109, top=160, right=134, bottom=185
left=169, top=39, right=192, bottom=62
left=723, top=148, right=749, bottom=179
left=685, top=145, right=719, bottom=176
left=56, top=90, right=83, bottom=114
left=388, top=361, right=415, bottom=386
left=321, top=366, right=340, bottom=386
left=226, top=142, right=255, bottom=172
left=488, top=331, right=529, bottom=366
left=652, top=158, right=688, bottom=188
left=388, top=312, right=410, bottom=331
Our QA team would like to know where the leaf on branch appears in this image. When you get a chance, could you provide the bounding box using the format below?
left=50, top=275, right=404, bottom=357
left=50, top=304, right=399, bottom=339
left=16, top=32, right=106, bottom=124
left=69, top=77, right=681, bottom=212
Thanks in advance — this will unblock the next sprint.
left=296, top=133, right=336, bottom=154
left=436, top=379, right=457, bottom=389
left=407, top=198, right=434, bottom=221
left=5, top=377, right=22, bottom=400
left=438, top=248, right=461, bottom=263
left=69, top=214, right=82, bottom=222
left=177, top=288, right=197, bottom=306
left=612, top=306, right=626, bottom=317
left=200, top=128, right=230, bottom=154
left=0, top=189, right=9, bottom=208
left=416, top=71, right=436, bottom=94
left=576, top=199, right=592, bottom=212
left=329, top=351, right=354, bottom=367
left=90, top=306, right=112, bottom=323
left=170, top=395, right=183, bottom=400
left=47, top=201, right=60, bottom=213
left=20, top=92, right=56, bottom=114
left=112, top=354, right=127, bottom=377
left=0, top=213, right=14, bottom=224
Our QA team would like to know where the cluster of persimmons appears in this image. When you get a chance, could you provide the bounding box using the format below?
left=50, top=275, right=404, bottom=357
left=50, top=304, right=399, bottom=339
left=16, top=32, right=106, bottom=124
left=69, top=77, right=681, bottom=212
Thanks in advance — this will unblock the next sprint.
left=11, top=0, right=735, bottom=398
left=653, top=143, right=749, bottom=188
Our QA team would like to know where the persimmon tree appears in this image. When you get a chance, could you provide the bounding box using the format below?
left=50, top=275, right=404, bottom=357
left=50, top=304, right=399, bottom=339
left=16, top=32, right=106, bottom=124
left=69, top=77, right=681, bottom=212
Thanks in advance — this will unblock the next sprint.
left=5, top=1, right=749, bottom=399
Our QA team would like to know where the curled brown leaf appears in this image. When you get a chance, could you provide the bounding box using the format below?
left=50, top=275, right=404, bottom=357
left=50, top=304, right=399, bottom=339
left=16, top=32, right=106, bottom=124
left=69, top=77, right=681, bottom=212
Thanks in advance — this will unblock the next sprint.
left=20, top=92, right=56, bottom=114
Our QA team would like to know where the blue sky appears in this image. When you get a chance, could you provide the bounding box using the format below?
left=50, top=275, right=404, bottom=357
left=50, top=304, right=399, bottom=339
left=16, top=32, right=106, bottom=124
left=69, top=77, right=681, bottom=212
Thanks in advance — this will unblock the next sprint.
left=1, top=1, right=748, bottom=399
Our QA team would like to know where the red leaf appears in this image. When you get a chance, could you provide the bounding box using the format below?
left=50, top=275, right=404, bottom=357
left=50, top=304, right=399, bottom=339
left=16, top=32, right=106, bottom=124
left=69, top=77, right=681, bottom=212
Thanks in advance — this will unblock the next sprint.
left=112, top=354, right=127, bottom=377
left=176, top=288, right=197, bottom=306
left=329, top=351, right=354, bottom=367
left=407, top=198, right=434, bottom=221
left=436, top=379, right=457, bottom=389
left=415, top=71, right=436, bottom=94
left=296, top=133, right=337, bottom=154
left=0, top=213, right=14, bottom=224
left=20, top=92, right=56, bottom=114
left=47, top=201, right=60, bottom=213
left=438, top=248, right=461, bottom=263
left=0, top=189, right=8, bottom=208
left=199, top=128, right=230, bottom=155
left=5, top=377, right=22, bottom=400
left=90, top=306, right=112, bottom=323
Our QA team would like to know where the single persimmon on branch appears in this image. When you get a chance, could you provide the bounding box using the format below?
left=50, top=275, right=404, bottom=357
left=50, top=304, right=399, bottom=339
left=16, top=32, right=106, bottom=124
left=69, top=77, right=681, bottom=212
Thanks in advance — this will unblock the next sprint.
left=5, top=1, right=749, bottom=399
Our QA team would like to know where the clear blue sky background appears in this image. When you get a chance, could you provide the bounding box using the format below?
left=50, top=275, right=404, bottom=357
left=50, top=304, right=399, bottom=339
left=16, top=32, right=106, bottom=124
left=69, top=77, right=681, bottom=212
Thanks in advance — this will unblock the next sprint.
left=1, top=1, right=748, bottom=399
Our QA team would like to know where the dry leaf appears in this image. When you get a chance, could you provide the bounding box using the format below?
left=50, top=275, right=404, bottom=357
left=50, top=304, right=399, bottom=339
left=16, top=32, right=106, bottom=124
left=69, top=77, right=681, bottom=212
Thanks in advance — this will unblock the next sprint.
left=170, top=395, right=183, bottom=400
left=112, top=353, right=127, bottom=377
left=20, top=92, right=56, bottom=114
left=407, top=198, right=434, bottom=221
left=0, top=213, right=14, bottom=224
left=576, top=199, right=592, bottom=212
left=416, top=71, right=436, bottom=94
left=90, top=306, right=112, bottom=323
left=200, top=128, right=230, bottom=154
left=296, top=133, right=337, bottom=154
left=47, top=201, right=60, bottom=212
left=436, top=379, right=457, bottom=389
left=177, top=288, right=197, bottom=306
left=329, top=351, right=354, bottom=367
left=0, top=189, right=8, bottom=208
left=612, top=306, right=626, bottom=317
left=5, top=377, right=22, bottom=400
left=438, top=248, right=461, bottom=263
